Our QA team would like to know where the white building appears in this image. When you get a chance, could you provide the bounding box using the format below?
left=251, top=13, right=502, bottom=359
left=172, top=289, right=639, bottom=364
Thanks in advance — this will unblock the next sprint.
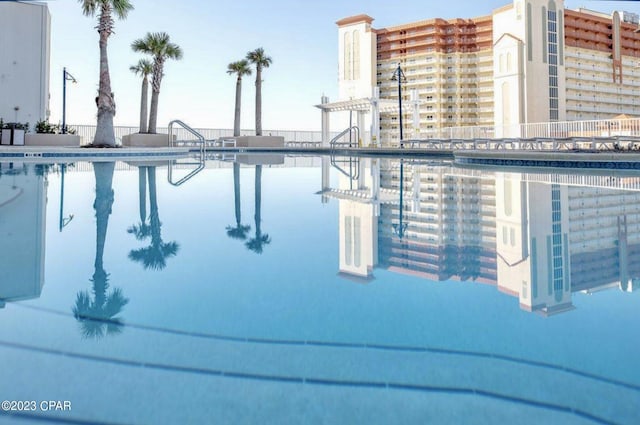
left=0, top=1, right=51, bottom=127
left=0, top=163, right=47, bottom=307
left=333, top=0, right=640, bottom=144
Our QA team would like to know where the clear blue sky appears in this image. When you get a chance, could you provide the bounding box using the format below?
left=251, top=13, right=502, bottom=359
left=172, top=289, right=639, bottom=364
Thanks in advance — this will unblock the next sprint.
left=47, top=0, right=640, bottom=131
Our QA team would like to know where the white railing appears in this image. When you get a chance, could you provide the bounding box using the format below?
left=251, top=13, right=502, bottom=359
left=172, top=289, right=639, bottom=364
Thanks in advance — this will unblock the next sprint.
left=68, top=124, right=330, bottom=146
left=410, top=117, right=640, bottom=141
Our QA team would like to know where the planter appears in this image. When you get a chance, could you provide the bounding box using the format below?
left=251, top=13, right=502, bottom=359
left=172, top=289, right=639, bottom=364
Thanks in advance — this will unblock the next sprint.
left=232, top=136, right=285, bottom=148
left=122, top=133, right=175, bottom=147
left=1, top=129, right=25, bottom=146
left=25, top=134, right=80, bottom=147
left=236, top=154, right=285, bottom=165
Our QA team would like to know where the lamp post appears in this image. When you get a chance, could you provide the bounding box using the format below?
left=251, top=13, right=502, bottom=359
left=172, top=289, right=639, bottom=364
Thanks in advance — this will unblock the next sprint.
left=62, top=68, right=77, bottom=134
left=59, top=163, right=74, bottom=232
left=391, top=63, right=406, bottom=148
left=392, top=159, right=407, bottom=239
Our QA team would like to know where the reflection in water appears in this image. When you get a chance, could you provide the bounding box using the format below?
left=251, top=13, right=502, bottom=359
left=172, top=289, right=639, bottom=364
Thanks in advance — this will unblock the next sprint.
left=226, top=162, right=251, bottom=240
left=72, top=162, right=129, bottom=338
left=246, top=164, right=271, bottom=254
left=127, top=167, right=151, bottom=241
left=128, top=166, right=179, bottom=270
left=0, top=163, right=46, bottom=307
left=326, top=157, right=639, bottom=315
left=2, top=158, right=639, bottom=319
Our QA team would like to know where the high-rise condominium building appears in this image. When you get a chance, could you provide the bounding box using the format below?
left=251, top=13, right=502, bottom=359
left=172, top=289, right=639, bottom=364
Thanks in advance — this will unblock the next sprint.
left=336, top=0, right=640, bottom=142
left=0, top=1, right=51, bottom=126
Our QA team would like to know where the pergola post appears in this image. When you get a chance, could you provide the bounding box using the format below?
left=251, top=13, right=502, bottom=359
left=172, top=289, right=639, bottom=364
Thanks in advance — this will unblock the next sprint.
left=357, top=110, right=366, bottom=147
left=370, top=87, right=381, bottom=147
left=321, top=95, right=330, bottom=147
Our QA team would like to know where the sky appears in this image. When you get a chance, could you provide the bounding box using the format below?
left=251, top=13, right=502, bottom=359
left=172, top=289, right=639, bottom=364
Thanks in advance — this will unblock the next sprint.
left=45, top=0, right=640, bottom=132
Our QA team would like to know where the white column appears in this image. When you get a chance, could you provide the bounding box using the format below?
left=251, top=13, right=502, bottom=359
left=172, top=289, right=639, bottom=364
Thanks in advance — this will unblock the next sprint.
left=357, top=110, right=366, bottom=147
left=411, top=88, right=420, bottom=139
left=370, top=86, right=380, bottom=147
left=321, top=156, right=330, bottom=204
left=321, top=95, right=330, bottom=147
left=370, top=159, right=380, bottom=217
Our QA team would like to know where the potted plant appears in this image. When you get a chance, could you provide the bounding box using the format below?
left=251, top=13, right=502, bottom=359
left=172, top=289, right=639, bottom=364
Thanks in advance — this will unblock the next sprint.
left=25, top=120, right=80, bottom=147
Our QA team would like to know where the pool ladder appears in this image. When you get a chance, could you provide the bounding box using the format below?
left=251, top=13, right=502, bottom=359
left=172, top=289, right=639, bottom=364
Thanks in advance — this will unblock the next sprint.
left=167, top=119, right=205, bottom=186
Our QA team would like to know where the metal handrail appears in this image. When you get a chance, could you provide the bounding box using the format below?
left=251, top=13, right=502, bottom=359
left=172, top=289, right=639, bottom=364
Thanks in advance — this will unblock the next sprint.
left=168, top=119, right=205, bottom=155
left=330, top=126, right=360, bottom=150
left=167, top=119, right=205, bottom=186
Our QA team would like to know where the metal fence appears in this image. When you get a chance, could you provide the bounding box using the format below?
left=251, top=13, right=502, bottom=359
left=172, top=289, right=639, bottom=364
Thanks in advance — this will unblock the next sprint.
left=70, top=124, right=332, bottom=146
left=69, top=117, right=640, bottom=148
left=413, top=117, right=640, bottom=141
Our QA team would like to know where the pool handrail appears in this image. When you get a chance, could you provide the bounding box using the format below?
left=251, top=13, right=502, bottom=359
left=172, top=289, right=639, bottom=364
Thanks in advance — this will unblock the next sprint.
left=168, top=119, right=205, bottom=156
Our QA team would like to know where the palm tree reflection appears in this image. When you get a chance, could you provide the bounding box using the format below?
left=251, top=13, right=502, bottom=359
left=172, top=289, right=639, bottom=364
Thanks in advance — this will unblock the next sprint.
left=127, top=167, right=151, bottom=241
left=226, top=162, right=251, bottom=240
left=73, top=162, right=129, bottom=338
left=128, top=166, right=179, bottom=270
left=246, top=165, right=271, bottom=254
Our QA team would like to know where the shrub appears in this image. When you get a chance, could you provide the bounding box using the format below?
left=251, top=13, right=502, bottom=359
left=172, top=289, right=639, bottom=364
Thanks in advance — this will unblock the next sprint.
left=35, top=120, right=60, bottom=134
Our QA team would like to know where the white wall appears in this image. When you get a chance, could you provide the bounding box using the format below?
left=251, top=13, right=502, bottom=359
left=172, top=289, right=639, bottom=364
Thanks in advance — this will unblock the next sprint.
left=0, top=2, right=51, bottom=127
left=0, top=164, right=47, bottom=305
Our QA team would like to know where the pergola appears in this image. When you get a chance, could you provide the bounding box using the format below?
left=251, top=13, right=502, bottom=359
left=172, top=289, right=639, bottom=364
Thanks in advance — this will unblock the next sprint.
left=315, top=87, right=421, bottom=147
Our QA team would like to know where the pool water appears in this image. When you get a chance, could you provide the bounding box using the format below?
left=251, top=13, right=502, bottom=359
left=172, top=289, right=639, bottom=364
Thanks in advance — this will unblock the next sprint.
left=0, top=155, right=639, bottom=424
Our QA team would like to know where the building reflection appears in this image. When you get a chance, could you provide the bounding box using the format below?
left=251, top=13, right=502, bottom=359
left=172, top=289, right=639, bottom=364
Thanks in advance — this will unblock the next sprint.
left=0, top=162, right=47, bottom=307
left=325, top=157, right=639, bottom=316
left=497, top=173, right=640, bottom=315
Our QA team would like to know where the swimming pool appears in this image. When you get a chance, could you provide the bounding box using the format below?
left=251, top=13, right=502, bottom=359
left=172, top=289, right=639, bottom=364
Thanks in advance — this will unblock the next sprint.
left=0, top=155, right=638, bottom=424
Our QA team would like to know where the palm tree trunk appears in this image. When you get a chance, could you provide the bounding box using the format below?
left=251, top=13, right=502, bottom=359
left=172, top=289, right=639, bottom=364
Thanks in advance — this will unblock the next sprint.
left=147, top=166, right=160, bottom=244
left=255, top=66, right=262, bottom=136
left=234, top=76, right=242, bottom=137
left=93, top=5, right=116, bottom=146
left=139, top=76, right=149, bottom=133
left=138, top=167, right=147, bottom=222
left=233, top=162, right=241, bottom=226
left=254, top=164, right=262, bottom=236
left=148, top=61, right=164, bottom=134
left=93, top=162, right=115, bottom=273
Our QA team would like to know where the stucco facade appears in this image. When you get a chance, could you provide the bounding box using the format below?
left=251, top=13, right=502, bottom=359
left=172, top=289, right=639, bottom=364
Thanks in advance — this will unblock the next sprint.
left=0, top=2, right=51, bottom=127
left=337, top=0, right=640, bottom=142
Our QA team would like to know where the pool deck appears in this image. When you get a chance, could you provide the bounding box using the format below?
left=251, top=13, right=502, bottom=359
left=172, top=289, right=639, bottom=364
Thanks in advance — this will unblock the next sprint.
left=0, top=145, right=191, bottom=162
left=2, top=145, right=640, bottom=169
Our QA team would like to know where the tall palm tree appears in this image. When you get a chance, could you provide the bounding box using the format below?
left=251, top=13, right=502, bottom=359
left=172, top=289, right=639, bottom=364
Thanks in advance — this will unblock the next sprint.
left=129, top=59, right=153, bottom=133
left=73, top=162, right=129, bottom=338
left=127, top=166, right=151, bottom=241
left=80, top=0, right=133, bottom=147
left=246, top=165, right=271, bottom=254
left=246, top=48, right=272, bottom=136
left=226, top=162, right=251, bottom=240
left=129, top=166, right=179, bottom=270
left=132, top=32, right=183, bottom=134
left=227, top=60, right=251, bottom=137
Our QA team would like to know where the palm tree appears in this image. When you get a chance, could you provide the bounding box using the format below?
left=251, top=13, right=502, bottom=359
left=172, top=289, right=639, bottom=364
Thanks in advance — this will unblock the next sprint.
left=129, top=166, right=179, bottom=269
left=80, top=0, right=133, bottom=147
left=129, top=59, right=153, bottom=133
left=246, top=165, right=271, bottom=254
left=127, top=166, right=151, bottom=241
left=226, top=162, right=251, bottom=240
left=227, top=60, right=252, bottom=137
left=73, top=162, right=129, bottom=338
left=131, top=32, right=183, bottom=134
left=246, top=48, right=272, bottom=136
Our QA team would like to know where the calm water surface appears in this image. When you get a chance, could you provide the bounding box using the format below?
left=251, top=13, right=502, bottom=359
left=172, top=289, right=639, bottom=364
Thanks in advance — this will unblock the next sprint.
left=0, top=155, right=639, bottom=424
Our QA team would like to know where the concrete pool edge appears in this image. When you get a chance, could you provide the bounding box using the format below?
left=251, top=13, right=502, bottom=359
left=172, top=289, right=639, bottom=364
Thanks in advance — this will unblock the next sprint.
left=0, top=146, right=191, bottom=162
left=2, top=146, right=640, bottom=169
left=455, top=150, right=640, bottom=169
